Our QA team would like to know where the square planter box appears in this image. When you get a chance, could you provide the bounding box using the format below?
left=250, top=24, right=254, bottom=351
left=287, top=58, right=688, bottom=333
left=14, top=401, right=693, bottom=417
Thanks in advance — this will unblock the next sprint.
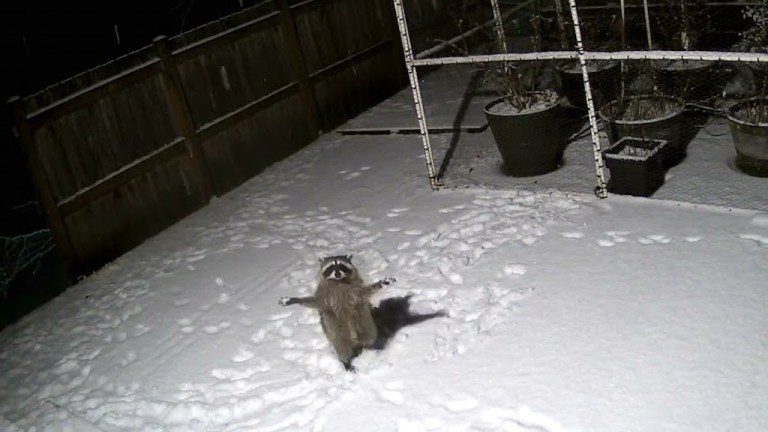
left=603, top=137, right=669, bottom=197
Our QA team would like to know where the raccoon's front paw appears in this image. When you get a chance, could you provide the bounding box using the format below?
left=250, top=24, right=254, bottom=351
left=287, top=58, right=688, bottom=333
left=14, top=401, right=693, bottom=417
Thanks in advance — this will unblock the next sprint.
left=278, top=297, right=291, bottom=306
left=382, top=277, right=396, bottom=286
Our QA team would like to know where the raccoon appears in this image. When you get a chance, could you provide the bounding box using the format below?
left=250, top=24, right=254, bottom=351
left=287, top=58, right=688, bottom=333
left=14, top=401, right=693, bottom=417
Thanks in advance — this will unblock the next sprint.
left=279, top=255, right=395, bottom=371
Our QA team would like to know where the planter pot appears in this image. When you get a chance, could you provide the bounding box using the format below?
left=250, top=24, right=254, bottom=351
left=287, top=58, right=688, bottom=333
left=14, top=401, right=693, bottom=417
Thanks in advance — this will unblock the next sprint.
left=598, top=95, right=686, bottom=168
left=603, top=137, right=668, bottom=197
left=727, top=97, right=768, bottom=177
left=652, top=60, right=721, bottom=101
left=558, top=60, right=621, bottom=109
left=484, top=95, right=566, bottom=177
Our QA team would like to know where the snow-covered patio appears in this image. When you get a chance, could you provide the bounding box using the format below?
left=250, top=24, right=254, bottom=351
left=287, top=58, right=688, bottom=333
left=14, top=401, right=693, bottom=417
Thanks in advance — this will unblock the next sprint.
left=2, top=69, right=768, bottom=431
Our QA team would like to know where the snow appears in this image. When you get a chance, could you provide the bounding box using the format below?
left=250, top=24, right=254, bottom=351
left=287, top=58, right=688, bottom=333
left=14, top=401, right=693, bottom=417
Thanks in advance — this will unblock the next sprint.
left=486, top=90, right=560, bottom=115
left=1, top=125, right=767, bottom=432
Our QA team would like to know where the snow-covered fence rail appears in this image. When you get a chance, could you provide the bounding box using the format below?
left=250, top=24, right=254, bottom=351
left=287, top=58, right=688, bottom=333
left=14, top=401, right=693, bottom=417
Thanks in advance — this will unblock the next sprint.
left=7, top=0, right=423, bottom=275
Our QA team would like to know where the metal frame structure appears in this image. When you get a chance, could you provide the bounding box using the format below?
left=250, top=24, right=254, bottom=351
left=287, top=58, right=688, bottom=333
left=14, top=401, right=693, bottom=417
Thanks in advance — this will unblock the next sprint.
left=392, top=0, right=768, bottom=195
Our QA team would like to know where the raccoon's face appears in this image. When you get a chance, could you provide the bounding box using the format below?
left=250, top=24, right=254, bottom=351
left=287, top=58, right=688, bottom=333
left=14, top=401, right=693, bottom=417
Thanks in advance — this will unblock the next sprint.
left=319, top=255, right=357, bottom=282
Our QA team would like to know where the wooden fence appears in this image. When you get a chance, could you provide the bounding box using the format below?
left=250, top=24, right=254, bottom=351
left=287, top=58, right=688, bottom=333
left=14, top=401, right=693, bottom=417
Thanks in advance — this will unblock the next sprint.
left=8, top=0, right=442, bottom=275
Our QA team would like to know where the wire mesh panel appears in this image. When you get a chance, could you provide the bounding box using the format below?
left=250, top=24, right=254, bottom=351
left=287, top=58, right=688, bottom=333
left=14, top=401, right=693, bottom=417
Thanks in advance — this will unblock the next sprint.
left=396, top=0, right=768, bottom=210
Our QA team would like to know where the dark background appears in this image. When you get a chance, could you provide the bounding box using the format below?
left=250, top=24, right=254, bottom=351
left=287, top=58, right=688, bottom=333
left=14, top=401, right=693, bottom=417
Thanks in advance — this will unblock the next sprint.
left=0, top=0, right=265, bottom=329
left=0, top=0, right=265, bottom=211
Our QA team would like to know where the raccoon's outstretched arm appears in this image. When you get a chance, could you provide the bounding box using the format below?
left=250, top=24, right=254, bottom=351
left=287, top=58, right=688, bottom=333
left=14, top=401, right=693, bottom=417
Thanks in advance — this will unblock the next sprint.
left=359, top=277, right=396, bottom=297
left=279, top=296, right=318, bottom=308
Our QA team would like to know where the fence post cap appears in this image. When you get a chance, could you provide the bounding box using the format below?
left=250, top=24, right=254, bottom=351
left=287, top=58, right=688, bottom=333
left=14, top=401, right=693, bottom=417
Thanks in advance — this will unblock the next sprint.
left=153, top=35, right=169, bottom=43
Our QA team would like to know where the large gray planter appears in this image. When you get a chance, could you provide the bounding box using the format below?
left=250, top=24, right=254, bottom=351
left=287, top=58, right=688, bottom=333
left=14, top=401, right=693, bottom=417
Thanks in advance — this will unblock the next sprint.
left=599, top=95, right=686, bottom=168
left=484, top=95, right=566, bottom=177
left=727, top=97, right=768, bottom=177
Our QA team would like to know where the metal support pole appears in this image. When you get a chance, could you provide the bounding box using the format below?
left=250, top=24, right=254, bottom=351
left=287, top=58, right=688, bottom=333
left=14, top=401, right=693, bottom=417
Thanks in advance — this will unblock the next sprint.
left=490, top=0, right=508, bottom=55
left=410, top=50, right=768, bottom=66
left=392, top=0, right=440, bottom=190
left=642, top=0, right=653, bottom=49
left=566, top=0, right=608, bottom=198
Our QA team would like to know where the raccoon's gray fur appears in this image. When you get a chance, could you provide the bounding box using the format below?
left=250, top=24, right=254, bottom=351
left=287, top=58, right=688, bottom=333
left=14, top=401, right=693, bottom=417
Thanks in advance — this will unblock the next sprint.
left=279, top=255, right=395, bottom=371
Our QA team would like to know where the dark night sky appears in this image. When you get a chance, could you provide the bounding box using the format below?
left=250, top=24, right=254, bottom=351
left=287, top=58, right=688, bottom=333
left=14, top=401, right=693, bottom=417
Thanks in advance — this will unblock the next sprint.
left=0, top=0, right=260, bottom=209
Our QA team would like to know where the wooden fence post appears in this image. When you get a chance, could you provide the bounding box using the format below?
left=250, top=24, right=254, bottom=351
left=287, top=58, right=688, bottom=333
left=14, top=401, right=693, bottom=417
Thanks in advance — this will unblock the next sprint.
left=153, top=35, right=216, bottom=201
left=275, top=0, right=322, bottom=136
left=8, top=96, right=78, bottom=274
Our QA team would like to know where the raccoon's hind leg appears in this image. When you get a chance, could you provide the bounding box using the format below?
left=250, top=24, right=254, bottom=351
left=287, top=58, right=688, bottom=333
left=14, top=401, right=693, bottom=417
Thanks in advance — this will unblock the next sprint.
left=321, top=314, right=363, bottom=372
left=342, top=347, right=363, bottom=372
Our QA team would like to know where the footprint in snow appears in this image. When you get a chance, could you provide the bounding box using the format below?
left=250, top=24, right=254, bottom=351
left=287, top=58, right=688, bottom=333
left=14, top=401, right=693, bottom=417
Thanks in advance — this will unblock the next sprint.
left=387, top=207, right=410, bottom=217
left=503, top=264, right=527, bottom=277
left=232, top=346, right=256, bottom=363
left=377, top=389, right=405, bottom=405
left=597, top=239, right=615, bottom=247
left=560, top=231, right=584, bottom=239
left=269, top=311, right=293, bottom=321
left=186, top=252, right=207, bottom=263
left=340, top=167, right=370, bottom=180
left=120, top=351, right=137, bottom=366
left=202, top=321, right=231, bottom=334
left=751, top=213, right=768, bottom=228
left=444, top=396, right=479, bottom=412
left=648, top=234, right=671, bottom=243
left=133, top=324, right=151, bottom=337
left=739, top=233, right=768, bottom=247
left=638, top=234, right=672, bottom=244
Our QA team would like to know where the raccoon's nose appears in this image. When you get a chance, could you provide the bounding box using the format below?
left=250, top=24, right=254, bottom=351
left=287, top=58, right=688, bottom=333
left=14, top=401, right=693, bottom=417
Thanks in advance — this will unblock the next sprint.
left=333, top=270, right=342, bottom=279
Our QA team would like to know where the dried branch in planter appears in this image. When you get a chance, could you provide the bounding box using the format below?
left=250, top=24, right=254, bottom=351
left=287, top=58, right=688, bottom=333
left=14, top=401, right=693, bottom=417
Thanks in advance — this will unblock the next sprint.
left=486, top=63, right=557, bottom=111
left=486, top=0, right=557, bottom=111
left=737, top=0, right=768, bottom=120
left=654, top=0, right=710, bottom=50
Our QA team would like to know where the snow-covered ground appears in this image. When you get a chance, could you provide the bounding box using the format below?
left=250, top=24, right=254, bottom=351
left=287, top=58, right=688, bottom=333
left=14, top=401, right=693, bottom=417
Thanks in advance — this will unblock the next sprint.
left=1, top=129, right=767, bottom=432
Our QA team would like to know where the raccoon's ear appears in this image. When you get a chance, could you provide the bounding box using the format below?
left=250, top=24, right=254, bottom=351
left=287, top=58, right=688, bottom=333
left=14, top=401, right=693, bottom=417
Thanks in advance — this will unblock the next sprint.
left=319, top=257, right=327, bottom=264
left=345, top=254, right=353, bottom=262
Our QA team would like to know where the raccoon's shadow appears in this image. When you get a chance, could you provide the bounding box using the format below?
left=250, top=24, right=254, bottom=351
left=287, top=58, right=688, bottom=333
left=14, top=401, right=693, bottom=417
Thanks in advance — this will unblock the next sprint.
left=370, top=294, right=446, bottom=351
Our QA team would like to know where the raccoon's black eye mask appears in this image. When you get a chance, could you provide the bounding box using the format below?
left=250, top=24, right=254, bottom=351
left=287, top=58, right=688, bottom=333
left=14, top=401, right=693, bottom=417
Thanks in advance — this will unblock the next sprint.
left=322, top=263, right=352, bottom=278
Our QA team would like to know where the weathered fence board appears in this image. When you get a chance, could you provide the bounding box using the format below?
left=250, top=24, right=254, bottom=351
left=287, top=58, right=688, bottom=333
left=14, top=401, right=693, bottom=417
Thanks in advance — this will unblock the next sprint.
left=23, top=47, right=158, bottom=114
left=293, top=0, right=392, bottom=73
left=312, top=46, right=403, bottom=130
left=64, top=155, right=204, bottom=271
left=32, top=75, right=176, bottom=202
left=11, top=0, right=454, bottom=275
left=176, top=21, right=293, bottom=128
left=201, top=92, right=314, bottom=194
